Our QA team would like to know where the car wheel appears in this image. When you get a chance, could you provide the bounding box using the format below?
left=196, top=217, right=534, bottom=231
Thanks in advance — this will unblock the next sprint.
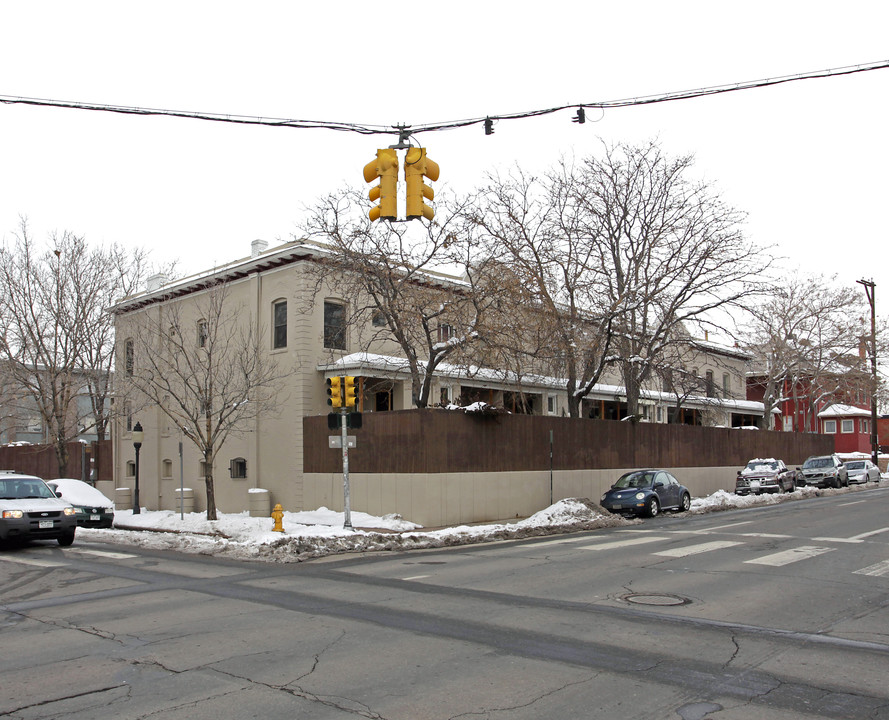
left=57, top=531, right=75, bottom=547
left=679, top=493, right=691, bottom=512
left=647, top=497, right=660, bottom=518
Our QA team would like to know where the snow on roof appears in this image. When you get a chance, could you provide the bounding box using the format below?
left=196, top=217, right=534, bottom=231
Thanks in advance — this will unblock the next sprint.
left=319, top=353, right=765, bottom=415
left=817, top=403, right=872, bottom=418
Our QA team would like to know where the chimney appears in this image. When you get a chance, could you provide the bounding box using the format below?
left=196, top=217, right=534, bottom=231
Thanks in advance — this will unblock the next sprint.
left=146, top=273, right=169, bottom=292
left=251, top=239, right=269, bottom=258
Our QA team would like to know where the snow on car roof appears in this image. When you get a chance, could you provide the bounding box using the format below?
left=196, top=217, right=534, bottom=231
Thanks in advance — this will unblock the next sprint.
left=47, top=478, right=113, bottom=507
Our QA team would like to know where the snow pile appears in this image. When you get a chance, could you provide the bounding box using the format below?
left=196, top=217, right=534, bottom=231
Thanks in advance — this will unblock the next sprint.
left=78, top=498, right=630, bottom=563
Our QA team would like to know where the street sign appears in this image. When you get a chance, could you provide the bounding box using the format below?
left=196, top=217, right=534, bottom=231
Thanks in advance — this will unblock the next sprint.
left=328, top=435, right=357, bottom=449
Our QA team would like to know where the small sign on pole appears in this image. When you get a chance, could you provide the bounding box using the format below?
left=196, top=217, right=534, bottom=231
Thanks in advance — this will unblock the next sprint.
left=328, top=435, right=357, bottom=449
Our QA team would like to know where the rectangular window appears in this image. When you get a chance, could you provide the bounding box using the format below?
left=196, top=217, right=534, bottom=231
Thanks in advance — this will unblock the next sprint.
left=230, top=457, right=247, bottom=479
left=841, top=419, right=854, bottom=433
left=125, top=339, right=134, bottom=376
left=197, top=320, right=208, bottom=348
left=162, top=459, right=173, bottom=479
left=547, top=396, right=556, bottom=414
left=863, top=419, right=870, bottom=434
left=437, top=323, right=456, bottom=343
left=273, top=301, right=287, bottom=349
left=705, top=370, right=715, bottom=398
left=824, top=419, right=837, bottom=434
left=722, top=373, right=730, bottom=396
left=199, top=461, right=210, bottom=478
left=783, top=416, right=793, bottom=432
left=324, top=301, right=346, bottom=350
left=125, top=460, right=135, bottom=477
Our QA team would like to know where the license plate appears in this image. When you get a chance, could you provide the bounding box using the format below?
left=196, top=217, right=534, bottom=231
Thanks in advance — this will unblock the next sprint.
left=90, top=514, right=101, bottom=521
left=750, top=480, right=761, bottom=490
left=612, top=503, right=622, bottom=509
left=38, top=520, right=54, bottom=529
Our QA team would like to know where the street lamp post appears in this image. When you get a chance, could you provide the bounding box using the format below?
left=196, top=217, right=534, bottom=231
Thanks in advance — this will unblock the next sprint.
left=132, top=421, right=144, bottom=515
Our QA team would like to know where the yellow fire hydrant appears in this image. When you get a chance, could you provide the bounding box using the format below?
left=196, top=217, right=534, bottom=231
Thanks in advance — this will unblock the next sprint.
left=271, top=503, right=285, bottom=533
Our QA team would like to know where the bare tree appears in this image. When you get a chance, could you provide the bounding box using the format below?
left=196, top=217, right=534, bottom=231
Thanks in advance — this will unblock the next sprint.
left=302, top=188, right=494, bottom=409
left=119, top=282, right=291, bottom=520
left=744, top=275, right=874, bottom=430
left=0, top=219, right=148, bottom=474
left=572, top=141, right=766, bottom=421
left=465, top=163, right=620, bottom=418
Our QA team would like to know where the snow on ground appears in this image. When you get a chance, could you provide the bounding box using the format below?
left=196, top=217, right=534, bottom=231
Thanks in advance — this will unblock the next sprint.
left=76, top=480, right=887, bottom=563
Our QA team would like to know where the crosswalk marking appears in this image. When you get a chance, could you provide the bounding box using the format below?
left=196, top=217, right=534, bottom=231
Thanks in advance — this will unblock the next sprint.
left=744, top=545, right=834, bottom=567
left=654, top=540, right=743, bottom=557
left=0, top=555, right=65, bottom=568
left=813, top=537, right=864, bottom=544
left=739, top=533, right=793, bottom=539
left=579, top=536, right=668, bottom=551
left=65, top=548, right=138, bottom=560
left=853, top=560, right=889, bottom=577
left=690, top=521, right=754, bottom=533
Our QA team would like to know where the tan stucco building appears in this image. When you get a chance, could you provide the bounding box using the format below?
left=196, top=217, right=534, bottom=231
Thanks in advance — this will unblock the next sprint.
left=109, top=239, right=763, bottom=517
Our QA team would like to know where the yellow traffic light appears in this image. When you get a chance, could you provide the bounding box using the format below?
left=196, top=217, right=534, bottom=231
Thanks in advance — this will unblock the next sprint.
left=363, top=149, right=398, bottom=222
left=326, top=377, right=343, bottom=408
left=343, top=376, right=358, bottom=409
left=404, top=147, right=439, bottom=221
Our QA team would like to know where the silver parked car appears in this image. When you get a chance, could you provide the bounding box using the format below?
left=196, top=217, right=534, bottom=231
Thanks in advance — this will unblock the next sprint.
left=799, top=454, right=849, bottom=489
left=844, top=459, right=881, bottom=484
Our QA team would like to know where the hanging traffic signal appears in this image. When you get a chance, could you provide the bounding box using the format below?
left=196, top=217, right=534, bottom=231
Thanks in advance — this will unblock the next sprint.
left=326, top=377, right=343, bottom=408
left=363, top=149, right=398, bottom=222
left=343, top=376, right=358, bottom=409
left=404, top=147, right=439, bottom=221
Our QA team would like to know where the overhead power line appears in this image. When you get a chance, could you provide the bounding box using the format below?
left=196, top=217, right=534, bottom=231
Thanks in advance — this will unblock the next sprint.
left=1, top=59, right=887, bottom=139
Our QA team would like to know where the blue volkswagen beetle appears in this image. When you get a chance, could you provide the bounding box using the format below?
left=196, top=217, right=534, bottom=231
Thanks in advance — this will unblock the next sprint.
left=601, top=469, right=691, bottom=518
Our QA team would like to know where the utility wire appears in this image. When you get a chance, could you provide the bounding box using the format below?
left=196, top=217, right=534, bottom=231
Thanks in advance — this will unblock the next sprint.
left=1, top=59, right=887, bottom=138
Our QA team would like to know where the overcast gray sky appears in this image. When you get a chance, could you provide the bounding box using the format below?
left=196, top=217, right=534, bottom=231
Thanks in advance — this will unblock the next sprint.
left=2, top=1, right=887, bottom=299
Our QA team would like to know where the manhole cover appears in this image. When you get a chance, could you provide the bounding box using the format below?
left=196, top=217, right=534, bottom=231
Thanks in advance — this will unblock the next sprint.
left=623, top=593, right=689, bottom=606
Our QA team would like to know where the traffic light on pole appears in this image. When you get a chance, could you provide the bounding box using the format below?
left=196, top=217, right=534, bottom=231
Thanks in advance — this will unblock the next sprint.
left=343, top=376, right=358, bottom=409
left=363, top=149, right=398, bottom=222
left=404, top=147, right=439, bottom=221
left=326, top=376, right=343, bottom=408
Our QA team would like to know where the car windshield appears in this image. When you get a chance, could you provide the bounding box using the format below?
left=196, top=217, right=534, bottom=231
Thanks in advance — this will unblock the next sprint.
left=803, top=457, right=831, bottom=469
left=613, top=471, right=657, bottom=489
left=845, top=461, right=865, bottom=470
left=745, top=460, right=779, bottom=472
left=0, top=478, right=56, bottom=499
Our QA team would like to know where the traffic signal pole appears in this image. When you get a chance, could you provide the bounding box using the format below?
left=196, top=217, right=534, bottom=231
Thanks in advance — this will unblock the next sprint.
left=340, top=405, right=352, bottom=530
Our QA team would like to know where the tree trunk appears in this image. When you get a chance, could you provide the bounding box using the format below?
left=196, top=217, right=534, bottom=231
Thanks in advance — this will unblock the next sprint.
left=204, top=449, right=217, bottom=521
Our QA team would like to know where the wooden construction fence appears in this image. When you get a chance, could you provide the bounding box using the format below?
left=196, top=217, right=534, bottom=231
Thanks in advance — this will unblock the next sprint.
left=0, top=440, right=112, bottom=482
left=304, top=409, right=834, bottom=474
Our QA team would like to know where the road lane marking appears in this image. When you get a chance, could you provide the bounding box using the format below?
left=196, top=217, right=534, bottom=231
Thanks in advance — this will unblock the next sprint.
left=65, top=548, right=138, bottom=559
left=578, top=536, right=668, bottom=551
left=744, top=546, right=835, bottom=567
left=401, top=575, right=430, bottom=581
left=850, top=527, right=889, bottom=540
left=654, top=541, right=743, bottom=557
left=0, top=556, right=65, bottom=568
left=838, top=500, right=868, bottom=507
left=739, top=533, right=793, bottom=539
left=853, top=560, right=889, bottom=577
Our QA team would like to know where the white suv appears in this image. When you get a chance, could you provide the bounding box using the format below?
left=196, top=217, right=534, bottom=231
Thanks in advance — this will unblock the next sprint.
left=0, top=472, right=78, bottom=546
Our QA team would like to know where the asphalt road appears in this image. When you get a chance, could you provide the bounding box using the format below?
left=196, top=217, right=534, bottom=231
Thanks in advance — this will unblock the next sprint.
left=2, top=486, right=889, bottom=719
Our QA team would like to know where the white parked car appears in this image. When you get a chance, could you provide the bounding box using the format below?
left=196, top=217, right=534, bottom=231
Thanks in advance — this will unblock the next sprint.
left=844, top=459, right=881, bottom=484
